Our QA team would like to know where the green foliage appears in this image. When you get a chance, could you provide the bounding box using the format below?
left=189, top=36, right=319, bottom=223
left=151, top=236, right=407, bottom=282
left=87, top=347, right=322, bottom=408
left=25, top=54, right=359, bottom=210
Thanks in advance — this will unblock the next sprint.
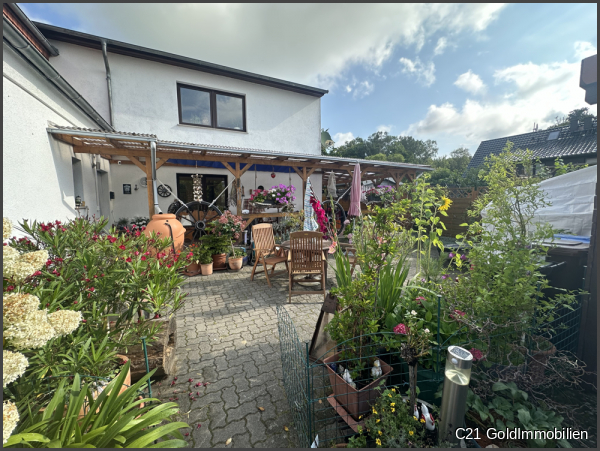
left=7, top=217, right=188, bottom=402
left=550, top=107, right=596, bottom=129
left=6, top=363, right=188, bottom=448
left=375, top=256, right=409, bottom=319
left=466, top=383, right=571, bottom=448
left=200, top=234, right=230, bottom=255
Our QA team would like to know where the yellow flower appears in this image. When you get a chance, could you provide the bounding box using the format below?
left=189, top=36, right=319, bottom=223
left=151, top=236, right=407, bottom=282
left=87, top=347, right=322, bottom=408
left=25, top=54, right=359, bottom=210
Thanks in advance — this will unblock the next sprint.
left=372, top=408, right=378, bottom=415
left=388, top=393, right=392, bottom=398
left=439, top=196, right=452, bottom=211
left=391, top=408, right=395, bottom=413
left=390, top=403, right=395, bottom=407
left=413, top=416, right=418, bottom=421
left=409, top=431, right=414, bottom=436
left=359, top=416, right=362, bottom=419
left=376, top=419, right=380, bottom=423
left=391, top=388, right=396, bottom=392
left=376, top=438, right=382, bottom=446
left=420, top=418, right=426, bottom=423
left=378, top=430, right=382, bottom=436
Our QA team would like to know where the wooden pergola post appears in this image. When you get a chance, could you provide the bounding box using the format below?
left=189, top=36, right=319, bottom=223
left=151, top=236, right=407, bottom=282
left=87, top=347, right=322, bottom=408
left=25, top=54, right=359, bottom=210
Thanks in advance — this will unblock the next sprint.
left=222, top=162, right=252, bottom=216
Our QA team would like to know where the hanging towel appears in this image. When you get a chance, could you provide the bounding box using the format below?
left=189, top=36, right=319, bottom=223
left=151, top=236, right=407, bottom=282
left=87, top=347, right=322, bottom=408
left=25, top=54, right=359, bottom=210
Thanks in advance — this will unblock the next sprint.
left=327, top=171, right=337, bottom=199
left=303, top=177, right=319, bottom=231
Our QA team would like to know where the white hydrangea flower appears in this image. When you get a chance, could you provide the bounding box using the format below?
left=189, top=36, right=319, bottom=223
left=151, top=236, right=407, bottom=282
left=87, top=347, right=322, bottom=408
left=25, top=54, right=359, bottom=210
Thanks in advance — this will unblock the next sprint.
left=3, top=350, right=28, bottom=387
left=18, top=250, right=48, bottom=272
left=3, top=401, right=19, bottom=444
left=3, top=218, right=12, bottom=241
left=3, top=246, right=19, bottom=274
left=4, top=310, right=56, bottom=350
left=3, top=261, right=37, bottom=282
left=47, top=310, right=82, bottom=337
left=3, top=293, right=40, bottom=326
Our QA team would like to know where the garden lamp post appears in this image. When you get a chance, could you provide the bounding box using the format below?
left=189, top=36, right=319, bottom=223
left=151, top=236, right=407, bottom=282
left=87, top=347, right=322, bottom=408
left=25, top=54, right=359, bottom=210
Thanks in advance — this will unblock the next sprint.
left=439, top=346, right=473, bottom=444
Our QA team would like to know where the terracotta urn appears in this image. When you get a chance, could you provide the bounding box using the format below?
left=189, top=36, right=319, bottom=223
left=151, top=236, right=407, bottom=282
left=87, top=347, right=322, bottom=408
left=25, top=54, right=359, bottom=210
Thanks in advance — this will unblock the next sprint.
left=201, top=262, right=213, bottom=275
left=228, top=257, right=243, bottom=271
left=144, top=214, right=185, bottom=253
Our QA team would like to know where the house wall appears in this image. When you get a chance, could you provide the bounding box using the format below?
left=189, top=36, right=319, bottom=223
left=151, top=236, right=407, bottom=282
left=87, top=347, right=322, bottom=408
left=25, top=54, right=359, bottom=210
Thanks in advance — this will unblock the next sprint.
left=46, top=41, right=322, bottom=155
left=3, top=42, right=113, bottom=236
left=109, top=162, right=322, bottom=222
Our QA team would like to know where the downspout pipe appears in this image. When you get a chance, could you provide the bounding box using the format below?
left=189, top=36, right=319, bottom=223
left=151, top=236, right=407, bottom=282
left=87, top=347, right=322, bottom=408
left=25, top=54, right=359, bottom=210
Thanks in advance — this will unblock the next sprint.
left=101, top=39, right=115, bottom=127
left=93, top=155, right=101, bottom=218
left=3, top=16, right=113, bottom=131
left=150, top=141, right=162, bottom=214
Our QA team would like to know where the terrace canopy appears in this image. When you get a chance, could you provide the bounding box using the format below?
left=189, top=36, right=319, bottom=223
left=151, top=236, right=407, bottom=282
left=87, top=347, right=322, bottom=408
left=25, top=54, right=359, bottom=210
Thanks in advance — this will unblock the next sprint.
left=48, top=125, right=432, bottom=223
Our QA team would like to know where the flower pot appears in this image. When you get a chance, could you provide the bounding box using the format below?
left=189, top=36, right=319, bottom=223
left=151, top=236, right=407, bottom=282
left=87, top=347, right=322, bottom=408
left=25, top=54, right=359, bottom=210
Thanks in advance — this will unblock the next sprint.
left=212, top=253, right=227, bottom=270
left=144, top=214, right=185, bottom=253
left=323, top=353, right=392, bottom=421
left=201, top=262, right=213, bottom=275
left=186, top=263, right=200, bottom=273
left=228, top=256, right=243, bottom=270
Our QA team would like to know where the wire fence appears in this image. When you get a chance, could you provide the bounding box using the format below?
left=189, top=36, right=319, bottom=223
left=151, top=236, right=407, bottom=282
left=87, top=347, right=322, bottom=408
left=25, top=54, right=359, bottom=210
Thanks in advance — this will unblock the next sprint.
left=278, top=287, right=585, bottom=448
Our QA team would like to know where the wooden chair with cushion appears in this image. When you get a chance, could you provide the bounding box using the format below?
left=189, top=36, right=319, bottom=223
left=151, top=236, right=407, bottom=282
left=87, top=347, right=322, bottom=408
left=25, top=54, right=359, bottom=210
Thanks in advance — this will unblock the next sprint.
left=288, top=231, right=326, bottom=303
left=250, top=223, right=288, bottom=288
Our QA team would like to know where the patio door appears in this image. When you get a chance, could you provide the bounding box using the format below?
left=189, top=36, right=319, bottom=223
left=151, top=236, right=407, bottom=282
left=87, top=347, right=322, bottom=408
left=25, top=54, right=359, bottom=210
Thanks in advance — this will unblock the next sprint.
left=176, top=174, right=228, bottom=211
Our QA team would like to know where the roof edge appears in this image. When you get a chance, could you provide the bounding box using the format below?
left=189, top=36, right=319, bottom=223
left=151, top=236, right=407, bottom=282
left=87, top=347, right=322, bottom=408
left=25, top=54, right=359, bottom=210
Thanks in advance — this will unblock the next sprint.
left=35, top=22, right=329, bottom=98
left=4, top=3, right=59, bottom=56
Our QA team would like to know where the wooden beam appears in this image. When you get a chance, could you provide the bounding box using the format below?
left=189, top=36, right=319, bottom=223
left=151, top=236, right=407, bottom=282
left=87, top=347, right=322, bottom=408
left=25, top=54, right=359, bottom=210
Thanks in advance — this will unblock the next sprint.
left=306, top=167, right=317, bottom=179
left=155, top=158, right=168, bottom=170
left=127, top=156, right=147, bottom=173
left=221, top=161, right=236, bottom=176
left=71, top=144, right=431, bottom=179
left=144, top=156, right=154, bottom=219
left=236, top=163, right=242, bottom=216
left=238, top=162, right=253, bottom=178
left=291, top=166, right=304, bottom=179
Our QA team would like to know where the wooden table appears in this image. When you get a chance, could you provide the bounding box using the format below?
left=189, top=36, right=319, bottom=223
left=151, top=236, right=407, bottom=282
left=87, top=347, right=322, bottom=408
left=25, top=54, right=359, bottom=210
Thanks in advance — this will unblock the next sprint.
left=281, top=239, right=332, bottom=285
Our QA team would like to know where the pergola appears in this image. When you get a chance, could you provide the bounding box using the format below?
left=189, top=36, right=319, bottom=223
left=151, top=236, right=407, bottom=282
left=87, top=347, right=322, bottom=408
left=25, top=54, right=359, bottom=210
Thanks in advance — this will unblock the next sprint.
left=48, top=125, right=433, bottom=225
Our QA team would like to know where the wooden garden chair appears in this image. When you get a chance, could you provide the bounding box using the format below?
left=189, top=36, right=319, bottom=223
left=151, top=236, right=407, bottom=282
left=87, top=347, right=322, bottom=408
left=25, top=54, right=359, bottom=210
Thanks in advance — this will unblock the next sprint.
left=250, top=223, right=288, bottom=288
left=288, top=231, right=326, bottom=303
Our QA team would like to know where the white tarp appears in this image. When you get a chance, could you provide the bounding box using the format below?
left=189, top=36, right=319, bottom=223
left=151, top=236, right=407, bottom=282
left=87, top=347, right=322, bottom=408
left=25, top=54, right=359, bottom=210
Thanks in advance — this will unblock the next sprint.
left=482, top=166, right=597, bottom=237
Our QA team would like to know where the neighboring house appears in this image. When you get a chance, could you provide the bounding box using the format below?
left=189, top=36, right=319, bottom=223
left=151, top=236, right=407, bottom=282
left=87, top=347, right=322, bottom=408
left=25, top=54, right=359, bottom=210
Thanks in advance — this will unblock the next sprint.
left=4, top=3, right=431, bottom=232
left=467, top=118, right=597, bottom=173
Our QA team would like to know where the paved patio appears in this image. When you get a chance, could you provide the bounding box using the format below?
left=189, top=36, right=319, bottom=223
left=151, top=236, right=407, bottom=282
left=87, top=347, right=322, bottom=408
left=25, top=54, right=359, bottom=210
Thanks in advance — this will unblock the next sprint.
left=161, top=263, right=328, bottom=448
left=161, top=256, right=422, bottom=448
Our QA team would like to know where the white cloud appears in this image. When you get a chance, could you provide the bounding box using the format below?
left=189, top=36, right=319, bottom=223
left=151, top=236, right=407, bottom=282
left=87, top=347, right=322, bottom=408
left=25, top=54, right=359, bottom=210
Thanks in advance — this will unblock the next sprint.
left=454, top=70, right=486, bottom=95
left=333, top=132, right=355, bottom=146
left=399, top=56, right=436, bottom=86
left=403, top=45, right=597, bottom=146
left=574, top=41, right=597, bottom=60
left=377, top=125, right=392, bottom=133
left=33, top=3, right=506, bottom=89
left=344, top=80, right=375, bottom=99
left=434, top=37, right=448, bottom=55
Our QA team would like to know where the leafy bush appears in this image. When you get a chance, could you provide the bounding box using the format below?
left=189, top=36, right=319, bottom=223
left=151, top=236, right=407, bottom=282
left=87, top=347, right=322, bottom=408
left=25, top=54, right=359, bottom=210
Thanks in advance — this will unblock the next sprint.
left=6, top=363, right=188, bottom=448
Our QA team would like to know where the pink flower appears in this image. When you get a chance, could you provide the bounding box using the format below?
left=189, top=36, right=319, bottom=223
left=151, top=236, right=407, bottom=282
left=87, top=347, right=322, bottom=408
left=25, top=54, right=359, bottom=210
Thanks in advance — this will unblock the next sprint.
left=394, top=323, right=408, bottom=335
left=415, top=296, right=426, bottom=305
left=119, top=245, right=126, bottom=250
left=328, top=241, right=337, bottom=254
left=454, top=310, right=465, bottom=317
left=470, top=348, right=484, bottom=361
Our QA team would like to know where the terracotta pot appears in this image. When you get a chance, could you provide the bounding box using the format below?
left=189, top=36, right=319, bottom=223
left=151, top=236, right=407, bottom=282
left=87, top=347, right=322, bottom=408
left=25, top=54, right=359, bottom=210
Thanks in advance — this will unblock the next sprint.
left=144, top=214, right=185, bottom=253
left=228, top=257, right=243, bottom=270
left=201, top=262, right=213, bottom=275
left=212, top=253, right=227, bottom=270
left=323, top=353, right=392, bottom=421
left=186, top=262, right=201, bottom=273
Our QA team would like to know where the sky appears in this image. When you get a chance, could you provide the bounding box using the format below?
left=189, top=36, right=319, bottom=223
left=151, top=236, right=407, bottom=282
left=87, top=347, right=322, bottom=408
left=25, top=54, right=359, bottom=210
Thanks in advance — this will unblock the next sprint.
left=20, top=3, right=597, bottom=157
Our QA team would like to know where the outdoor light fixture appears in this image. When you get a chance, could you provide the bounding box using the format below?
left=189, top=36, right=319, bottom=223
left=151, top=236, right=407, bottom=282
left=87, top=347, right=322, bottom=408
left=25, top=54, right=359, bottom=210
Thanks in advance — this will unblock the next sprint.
left=75, top=195, right=82, bottom=207
left=439, top=346, right=473, bottom=445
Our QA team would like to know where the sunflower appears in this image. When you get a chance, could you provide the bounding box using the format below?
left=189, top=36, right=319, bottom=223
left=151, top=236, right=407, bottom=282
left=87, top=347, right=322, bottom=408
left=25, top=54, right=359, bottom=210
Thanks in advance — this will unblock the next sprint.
left=439, top=196, right=452, bottom=211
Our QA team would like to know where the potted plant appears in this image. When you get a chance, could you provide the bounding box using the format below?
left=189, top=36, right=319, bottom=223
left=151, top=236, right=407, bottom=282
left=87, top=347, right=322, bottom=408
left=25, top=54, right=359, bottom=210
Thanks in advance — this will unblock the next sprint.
left=228, top=240, right=245, bottom=271
left=199, top=248, right=213, bottom=276
left=185, top=244, right=202, bottom=273
left=201, top=234, right=229, bottom=270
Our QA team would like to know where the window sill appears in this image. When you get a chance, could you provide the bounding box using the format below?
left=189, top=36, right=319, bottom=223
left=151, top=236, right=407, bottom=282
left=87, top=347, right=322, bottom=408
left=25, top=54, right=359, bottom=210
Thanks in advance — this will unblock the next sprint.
left=176, top=124, right=248, bottom=134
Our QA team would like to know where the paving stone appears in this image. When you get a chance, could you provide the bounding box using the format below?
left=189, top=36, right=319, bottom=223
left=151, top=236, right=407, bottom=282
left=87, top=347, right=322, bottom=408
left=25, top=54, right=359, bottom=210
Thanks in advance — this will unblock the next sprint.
left=211, top=418, right=247, bottom=446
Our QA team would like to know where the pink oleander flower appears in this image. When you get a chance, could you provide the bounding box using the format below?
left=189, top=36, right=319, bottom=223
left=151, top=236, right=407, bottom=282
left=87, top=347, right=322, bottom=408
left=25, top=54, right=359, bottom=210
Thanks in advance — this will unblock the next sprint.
left=470, top=348, right=484, bottom=361
left=394, top=323, right=408, bottom=335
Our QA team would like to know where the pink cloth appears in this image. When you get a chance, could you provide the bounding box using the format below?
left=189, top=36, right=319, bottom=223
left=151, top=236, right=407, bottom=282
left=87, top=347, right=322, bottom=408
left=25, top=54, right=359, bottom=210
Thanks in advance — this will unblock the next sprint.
left=348, top=163, right=361, bottom=216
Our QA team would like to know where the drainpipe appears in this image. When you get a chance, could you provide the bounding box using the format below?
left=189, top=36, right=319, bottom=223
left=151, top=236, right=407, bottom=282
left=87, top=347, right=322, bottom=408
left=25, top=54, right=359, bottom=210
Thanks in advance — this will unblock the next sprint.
left=101, top=39, right=115, bottom=127
left=93, top=155, right=101, bottom=218
left=150, top=141, right=162, bottom=214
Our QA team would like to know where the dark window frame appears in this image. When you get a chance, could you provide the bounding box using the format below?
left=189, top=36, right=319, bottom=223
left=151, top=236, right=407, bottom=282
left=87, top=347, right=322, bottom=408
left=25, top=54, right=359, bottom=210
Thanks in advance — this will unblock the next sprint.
left=176, top=173, right=229, bottom=208
left=177, top=83, right=246, bottom=132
